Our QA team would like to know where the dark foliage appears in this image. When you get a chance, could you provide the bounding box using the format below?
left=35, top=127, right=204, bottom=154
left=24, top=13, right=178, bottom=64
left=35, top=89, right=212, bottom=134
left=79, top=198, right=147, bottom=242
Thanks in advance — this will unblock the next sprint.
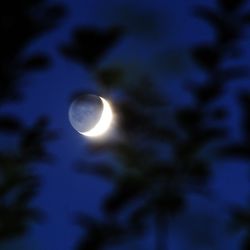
left=76, top=214, right=134, bottom=250
left=62, top=0, right=250, bottom=249
left=0, top=0, right=63, bottom=241
left=0, top=0, right=65, bottom=103
left=96, top=67, right=124, bottom=89
left=61, top=27, right=122, bottom=69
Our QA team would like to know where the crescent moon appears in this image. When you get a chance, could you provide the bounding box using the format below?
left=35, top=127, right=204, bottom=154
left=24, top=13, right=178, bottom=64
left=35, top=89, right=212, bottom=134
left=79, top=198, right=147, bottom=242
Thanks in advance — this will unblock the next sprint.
left=81, top=97, right=113, bottom=137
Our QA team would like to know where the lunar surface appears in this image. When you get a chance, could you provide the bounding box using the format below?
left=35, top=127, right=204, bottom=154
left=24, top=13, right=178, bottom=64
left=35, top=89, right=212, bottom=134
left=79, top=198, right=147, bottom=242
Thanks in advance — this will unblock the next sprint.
left=69, top=94, right=113, bottom=137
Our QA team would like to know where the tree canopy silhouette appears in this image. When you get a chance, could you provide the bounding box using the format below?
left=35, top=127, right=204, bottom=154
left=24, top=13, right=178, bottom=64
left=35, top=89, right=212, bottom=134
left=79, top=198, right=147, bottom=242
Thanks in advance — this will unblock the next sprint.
left=62, top=0, right=250, bottom=249
left=0, top=0, right=64, bottom=241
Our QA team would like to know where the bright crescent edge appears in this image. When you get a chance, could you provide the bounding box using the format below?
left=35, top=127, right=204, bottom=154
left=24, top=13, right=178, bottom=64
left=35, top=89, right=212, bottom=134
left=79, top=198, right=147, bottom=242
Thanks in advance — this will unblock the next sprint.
left=81, top=97, right=113, bottom=137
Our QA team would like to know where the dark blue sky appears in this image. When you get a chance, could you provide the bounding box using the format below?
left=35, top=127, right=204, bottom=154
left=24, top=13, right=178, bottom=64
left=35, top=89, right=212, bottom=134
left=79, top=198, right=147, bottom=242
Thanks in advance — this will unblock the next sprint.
left=1, top=0, right=250, bottom=249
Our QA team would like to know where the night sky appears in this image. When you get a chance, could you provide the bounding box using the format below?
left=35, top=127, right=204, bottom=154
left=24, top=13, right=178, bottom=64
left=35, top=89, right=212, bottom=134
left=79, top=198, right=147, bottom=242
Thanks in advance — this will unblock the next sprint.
left=1, top=0, right=250, bottom=249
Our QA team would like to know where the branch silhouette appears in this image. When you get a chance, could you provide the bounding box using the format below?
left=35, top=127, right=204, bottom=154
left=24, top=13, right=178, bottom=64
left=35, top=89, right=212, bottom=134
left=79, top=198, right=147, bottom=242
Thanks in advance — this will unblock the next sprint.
left=0, top=0, right=64, bottom=241
left=62, top=0, right=250, bottom=249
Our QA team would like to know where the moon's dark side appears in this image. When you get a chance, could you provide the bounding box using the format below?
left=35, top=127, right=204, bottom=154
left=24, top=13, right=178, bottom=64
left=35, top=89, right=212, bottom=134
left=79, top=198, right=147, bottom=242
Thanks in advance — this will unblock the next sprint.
left=69, top=94, right=103, bottom=133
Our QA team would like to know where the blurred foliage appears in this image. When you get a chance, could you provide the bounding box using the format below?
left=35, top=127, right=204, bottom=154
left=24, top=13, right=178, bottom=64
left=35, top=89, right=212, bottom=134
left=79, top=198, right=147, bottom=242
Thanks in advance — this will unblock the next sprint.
left=62, top=0, right=250, bottom=249
left=0, top=0, right=63, bottom=241
left=75, top=213, right=137, bottom=250
left=61, top=27, right=122, bottom=69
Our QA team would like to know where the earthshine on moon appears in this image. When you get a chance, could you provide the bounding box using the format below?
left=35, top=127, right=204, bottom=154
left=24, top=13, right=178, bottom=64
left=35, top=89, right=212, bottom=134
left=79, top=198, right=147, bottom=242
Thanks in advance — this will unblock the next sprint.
left=69, top=95, right=113, bottom=137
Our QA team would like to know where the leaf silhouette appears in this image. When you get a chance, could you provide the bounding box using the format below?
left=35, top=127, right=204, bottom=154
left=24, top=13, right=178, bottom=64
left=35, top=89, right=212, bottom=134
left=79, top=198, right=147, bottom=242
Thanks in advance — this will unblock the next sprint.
left=103, top=174, right=148, bottom=214
left=219, top=66, right=249, bottom=82
left=194, top=5, right=245, bottom=44
left=76, top=214, right=127, bottom=250
left=76, top=162, right=118, bottom=181
left=210, top=108, right=228, bottom=120
left=96, top=67, right=124, bottom=89
left=190, top=83, right=223, bottom=104
left=20, top=117, right=58, bottom=163
left=194, top=6, right=221, bottom=28
left=218, top=0, right=247, bottom=11
left=238, top=93, right=250, bottom=139
left=61, top=27, right=122, bottom=68
left=229, top=205, right=250, bottom=250
left=0, top=115, right=23, bottom=133
left=242, top=13, right=250, bottom=25
left=22, top=54, right=50, bottom=70
left=192, top=45, right=220, bottom=71
left=217, top=144, right=250, bottom=159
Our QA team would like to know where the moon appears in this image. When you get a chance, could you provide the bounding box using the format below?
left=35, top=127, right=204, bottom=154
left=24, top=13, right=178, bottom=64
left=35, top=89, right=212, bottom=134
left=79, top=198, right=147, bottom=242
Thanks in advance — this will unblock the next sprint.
left=69, top=95, right=113, bottom=137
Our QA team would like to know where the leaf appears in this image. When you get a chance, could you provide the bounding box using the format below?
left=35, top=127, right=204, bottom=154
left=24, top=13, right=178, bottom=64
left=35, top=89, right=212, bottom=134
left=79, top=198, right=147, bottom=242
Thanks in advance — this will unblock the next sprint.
left=217, top=144, right=250, bottom=159
left=96, top=67, right=124, bottom=88
left=61, top=27, right=122, bottom=68
left=194, top=5, right=244, bottom=44
left=20, top=116, right=57, bottom=163
left=103, top=175, right=148, bottom=214
left=191, top=83, right=223, bottom=104
left=22, top=54, right=50, bottom=70
left=129, top=204, right=152, bottom=230
left=44, top=5, right=66, bottom=21
left=192, top=45, right=220, bottom=71
left=193, top=6, right=221, bottom=28
left=14, top=185, right=38, bottom=206
left=186, top=161, right=211, bottom=184
left=0, top=115, right=23, bottom=133
left=149, top=126, right=178, bottom=143
left=238, top=93, right=250, bottom=138
left=75, top=162, right=117, bottom=181
left=152, top=189, right=185, bottom=215
left=219, top=66, right=249, bottom=82
left=33, top=5, right=66, bottom=33
left=210, top=108, right=228, bottom=120
left=76, top=214, right=100, bottom=229
left=233, top=209, right=250, bottom=228
left=76, top=214, right=126, bottom=250
left=218, top=0, right=247, bottom=11
left=242, top=13, right=250, bottom=24
left=241, top=236, right=250, bottom=250
left=229, top=206, right=250, bottom=233
left=175, top=108, right=201, bottom=132
left=199, top=127, right=227, bottom=142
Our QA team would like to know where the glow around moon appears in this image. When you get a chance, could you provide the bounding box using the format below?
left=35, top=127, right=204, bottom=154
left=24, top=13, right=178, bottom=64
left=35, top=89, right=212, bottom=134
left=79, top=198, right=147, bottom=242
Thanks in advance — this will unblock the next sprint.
left=69, top=95, right=113, bottom=138
left=81, top=97, right=113, bottom=137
